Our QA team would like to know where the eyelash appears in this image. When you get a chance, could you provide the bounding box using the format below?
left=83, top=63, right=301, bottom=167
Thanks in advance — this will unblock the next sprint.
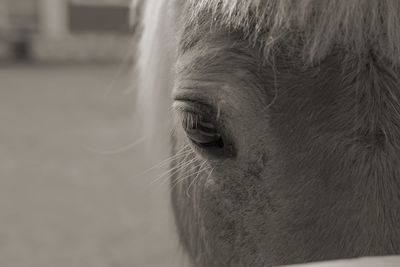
left=174, top=101, right=236, bottom=158
left=181, top=111, right=204, bottom=131
left=174, top=102, right=214, bottom=128
left=178, top=109, right=224, bottom=149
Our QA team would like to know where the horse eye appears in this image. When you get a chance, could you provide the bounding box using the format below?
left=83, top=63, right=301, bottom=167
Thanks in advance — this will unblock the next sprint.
left=182, top=113, right=224, bottom=149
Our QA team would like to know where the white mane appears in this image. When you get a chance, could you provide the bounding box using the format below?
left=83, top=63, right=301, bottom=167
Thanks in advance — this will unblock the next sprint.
left=188, top=0, right=400, bottom=64
left=133, top=0, right=176, bottom=156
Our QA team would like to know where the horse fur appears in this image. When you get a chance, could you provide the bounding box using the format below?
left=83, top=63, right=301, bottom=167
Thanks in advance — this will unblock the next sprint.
left=133, top=0, right=400, bottom=266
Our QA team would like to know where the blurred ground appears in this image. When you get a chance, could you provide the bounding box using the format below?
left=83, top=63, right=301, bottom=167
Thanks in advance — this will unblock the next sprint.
left=0, top=64, right=181, bottom=267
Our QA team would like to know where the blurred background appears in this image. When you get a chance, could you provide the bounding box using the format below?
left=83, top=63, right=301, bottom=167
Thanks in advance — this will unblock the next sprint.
left=0, top=0, right=180, bottom=266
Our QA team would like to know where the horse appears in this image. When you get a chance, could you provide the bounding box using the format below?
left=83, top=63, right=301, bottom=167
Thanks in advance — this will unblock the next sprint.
left=134, top=0, right=400, bottom=266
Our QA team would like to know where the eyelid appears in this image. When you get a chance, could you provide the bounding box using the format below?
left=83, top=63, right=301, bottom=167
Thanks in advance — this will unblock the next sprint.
left=173, top=99, right=217, bottom=121
left=173, top=89, right=216, bottom=108
left=198, top=121, right=215, bottom=130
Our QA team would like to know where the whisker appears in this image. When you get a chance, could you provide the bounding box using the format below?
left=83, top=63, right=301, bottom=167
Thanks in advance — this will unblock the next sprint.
left=137, top=144, right=191, bottom=177
left=151, top=155, right=197, bottom=185
left=152, top=143, right=190, bottom=167
left=170, top=166, right=211, bottom=193
left=163, top=144, right=192, bottom=163
left=188, top=167, right=215, bottom=225
left=138, top=151, right=192, bottom=181
left=185, top=161, right=209, bottom=197
left=168, top=160, right=206, bottom=188
left=159, top=156, right=201, bottom=185
left=170, top=162, right=210, bottom=190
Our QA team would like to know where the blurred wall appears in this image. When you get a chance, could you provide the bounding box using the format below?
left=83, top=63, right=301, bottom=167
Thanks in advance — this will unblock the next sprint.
left=0, top=0, right=135, bottom=62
